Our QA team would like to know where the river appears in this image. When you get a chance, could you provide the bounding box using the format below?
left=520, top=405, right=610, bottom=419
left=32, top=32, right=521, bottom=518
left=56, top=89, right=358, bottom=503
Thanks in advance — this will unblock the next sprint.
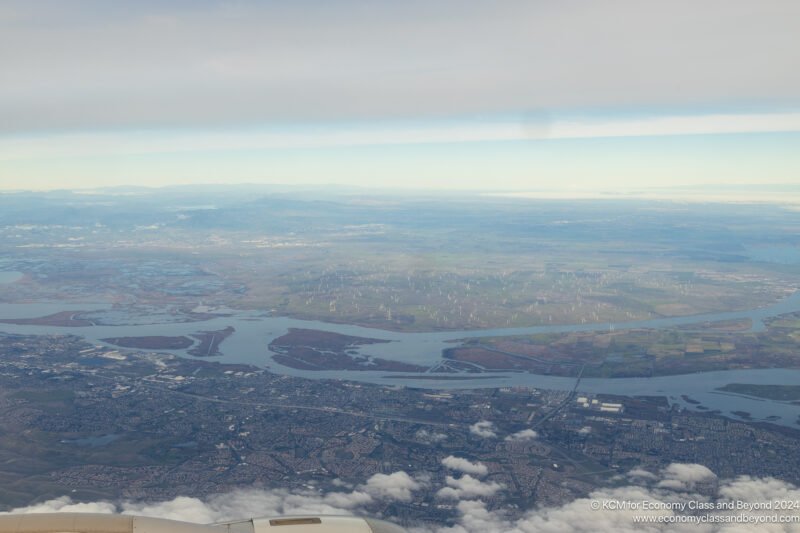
left=0, top=292, right=799, bottom=427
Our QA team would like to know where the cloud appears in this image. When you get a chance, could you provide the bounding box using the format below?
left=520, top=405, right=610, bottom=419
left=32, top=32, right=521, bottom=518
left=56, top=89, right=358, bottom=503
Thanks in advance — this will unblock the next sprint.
left=361, top=471, right=421, bottom=503
left=4, top=112, right=800, bottom=163
left=504, top=429, right=537, bottom=442
left=656, top=463, right=717, bottom=491
left=1, top=1, right=799, bottom=134
left=4, top=496, right=117, bottom=515
left=2, top=0, right=799, bottom=193
left=1, top=471, right=418, bottom=523
left=119, top=496, right=227, bottom=524
left=626, top=468, right=658, bottom=481
left=719, top=475, right=799, bottom=506
left=416, top=429, right=448, bottom=444
left=469, top=421, right=497, bottom=438
left=441, top=457, right=488, bottom=477
left=661, top=463, right=716, bottom=483
left=331, top=479, right=353, bottom=489
left=436, top=475, right=504, bottom=500
left=422, top=467, right=800, bottom=533
left=5, top=490, right=364, bottom=524
left=5, top=464, right=800, bottom=533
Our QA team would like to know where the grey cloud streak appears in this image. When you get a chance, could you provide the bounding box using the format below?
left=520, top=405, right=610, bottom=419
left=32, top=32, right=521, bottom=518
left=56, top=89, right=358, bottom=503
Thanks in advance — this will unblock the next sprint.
left=1, top=0, right=799, bottom=134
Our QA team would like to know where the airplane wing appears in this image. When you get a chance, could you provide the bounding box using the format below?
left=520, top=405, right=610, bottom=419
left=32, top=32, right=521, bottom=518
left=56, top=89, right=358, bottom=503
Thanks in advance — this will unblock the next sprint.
left=0, top=513, right=406, bottom=533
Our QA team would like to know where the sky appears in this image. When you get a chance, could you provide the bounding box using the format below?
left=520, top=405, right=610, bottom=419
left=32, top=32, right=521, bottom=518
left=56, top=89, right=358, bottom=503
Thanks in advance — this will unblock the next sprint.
left=0, top=0, right=799, bottom=192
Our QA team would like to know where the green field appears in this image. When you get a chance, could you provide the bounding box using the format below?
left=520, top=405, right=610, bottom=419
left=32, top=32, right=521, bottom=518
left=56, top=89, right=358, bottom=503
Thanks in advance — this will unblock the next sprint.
left=459, top=310, right=800, bottom=378
left=4, top=195, right=799, bottom=333
left=717, top=383, right=800, bottom=401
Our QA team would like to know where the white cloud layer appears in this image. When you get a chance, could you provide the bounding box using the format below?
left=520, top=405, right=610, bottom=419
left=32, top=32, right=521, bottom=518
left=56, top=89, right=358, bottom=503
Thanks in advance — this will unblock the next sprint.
left=1, top=471, right=419, bottom=523
left=4, top=464, right=800, bottom=533
left=1, top=0, right=798, bottom=133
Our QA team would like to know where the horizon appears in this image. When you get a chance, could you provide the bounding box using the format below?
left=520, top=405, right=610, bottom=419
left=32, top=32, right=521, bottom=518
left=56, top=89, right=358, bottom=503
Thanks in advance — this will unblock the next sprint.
left=3, top=182, right=800, bottom=207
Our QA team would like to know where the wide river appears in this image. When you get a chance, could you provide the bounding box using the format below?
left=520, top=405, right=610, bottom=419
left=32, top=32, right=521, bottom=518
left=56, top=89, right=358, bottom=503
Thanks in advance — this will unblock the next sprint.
left=0, top=290, right=799, bottom=427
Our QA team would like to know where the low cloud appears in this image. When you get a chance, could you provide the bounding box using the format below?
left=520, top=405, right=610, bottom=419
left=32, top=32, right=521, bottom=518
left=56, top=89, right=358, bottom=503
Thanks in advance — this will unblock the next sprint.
left=5, top=497, right=117, bottom=515
left=504, top=429, right=537, bottom=442
left=361, top=471, right=421, bottom=503
left=2, top=471, right=420, bottom=523
left=331, top=479, right=353, bottom=489
left=416, top=429, right=448, bottom=444
left=627, top=468, right=658, bottom=481
left=469, top=421, right=497, bottom=438
left=657, top=463, right=717, bottom=491
left=436, top=475, right=504, bottom=500
left=5, top=464, right=800, bottom=533
left=422, top=465, right=800, bottom=533
left=441, top=456, right=488, bottom=477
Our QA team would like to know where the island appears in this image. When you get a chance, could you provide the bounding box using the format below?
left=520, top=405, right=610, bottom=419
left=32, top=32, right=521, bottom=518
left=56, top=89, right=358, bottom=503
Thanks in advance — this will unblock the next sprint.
left=269, top=328, right=427, bottom=372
